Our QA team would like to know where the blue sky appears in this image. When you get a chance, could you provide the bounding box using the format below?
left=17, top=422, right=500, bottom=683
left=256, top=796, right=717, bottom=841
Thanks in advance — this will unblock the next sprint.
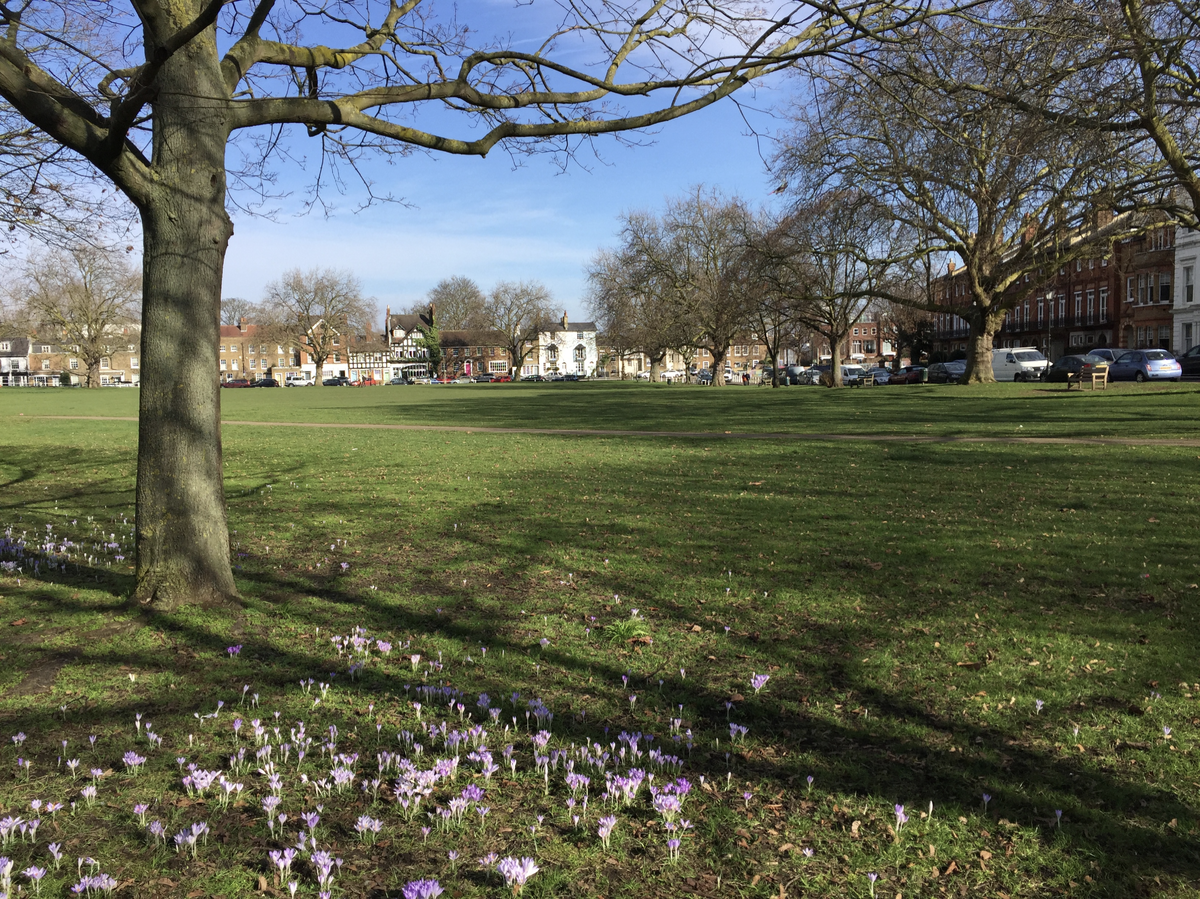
left=219, top=2, right=798, bottom=325
left=223, top=99, right=789, bottom=324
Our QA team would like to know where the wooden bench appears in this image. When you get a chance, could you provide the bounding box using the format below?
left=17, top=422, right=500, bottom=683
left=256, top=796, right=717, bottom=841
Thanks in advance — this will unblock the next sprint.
left=850, top=373, right=875, bottom=387
left=1066, top=369, right=1108, bottom=390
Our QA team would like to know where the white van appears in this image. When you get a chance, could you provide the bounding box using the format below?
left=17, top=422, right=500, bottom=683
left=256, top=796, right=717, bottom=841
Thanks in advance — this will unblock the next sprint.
left=992, top=347, right=1049, bottom=381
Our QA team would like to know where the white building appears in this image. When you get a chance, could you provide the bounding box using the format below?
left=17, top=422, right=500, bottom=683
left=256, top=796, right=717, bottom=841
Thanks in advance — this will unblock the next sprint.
left=1175, top=222, right=1199, bottom=352
left=525, top=313, right=599, bottom=378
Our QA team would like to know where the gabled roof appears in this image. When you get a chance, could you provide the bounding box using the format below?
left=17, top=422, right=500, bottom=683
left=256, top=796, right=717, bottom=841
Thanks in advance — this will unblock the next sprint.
left=387, top=312, right=433, bottom=333
left=539, top=320, right=597, bottom=334
left=440, top=329, right=508, bottom=348
left=0, top=337, right=31, bottom=355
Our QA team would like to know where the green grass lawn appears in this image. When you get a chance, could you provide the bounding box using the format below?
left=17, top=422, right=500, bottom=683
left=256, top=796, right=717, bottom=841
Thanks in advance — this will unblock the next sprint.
left=9, top=377, right=1200, bottom=438
left=1, top=384, right=1198, bottom=898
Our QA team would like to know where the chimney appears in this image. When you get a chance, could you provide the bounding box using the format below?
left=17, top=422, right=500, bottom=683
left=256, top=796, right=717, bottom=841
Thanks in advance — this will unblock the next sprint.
left=561, top=311, right=568, bottom=330
left=429, top=303, right=436, bottom=325
left=238, top=316, right=248, bottom=332
left=947, top=261, right=956, bottom=275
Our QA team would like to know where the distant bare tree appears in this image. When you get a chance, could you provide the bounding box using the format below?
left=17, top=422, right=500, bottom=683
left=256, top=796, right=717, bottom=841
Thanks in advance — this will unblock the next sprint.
left=776, top=18, right=1147, bottom=382
left=18, top=244, right=141, bottom=387
left=620, top=189, right=753, bottom=386
left=481, top=281, right=555, bottom=380
left=755, top=194, right=901, bottom=386
left=410, top=277, right=487, bottom=331
left=220, top=296, right=257, bottom=326
left=263, top=268, right=373, bottom=385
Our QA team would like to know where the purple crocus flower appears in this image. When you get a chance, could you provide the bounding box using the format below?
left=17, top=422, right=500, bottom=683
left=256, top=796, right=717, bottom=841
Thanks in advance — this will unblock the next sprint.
left=496, top=857, right=539, bottom=892
left=402, top=880, right=443, bottom=899
left=227, top=645, right=242, bottom=658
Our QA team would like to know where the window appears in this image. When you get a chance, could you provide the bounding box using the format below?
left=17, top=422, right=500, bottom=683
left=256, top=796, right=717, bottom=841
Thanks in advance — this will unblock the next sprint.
left=547, top=346, right=558, bottom=361
left=40, top=345, right=51, bottom=353
left=42, top=359, right=50, bottom=370
left=1159, top=272, right=1171, bottom=304
left=332, top=337, right=340, bottom=346
left=220, top=344, right=225, bottom=352
left=1086, top=289, right=1095, bottom=325
left=333, top=353, right=340, bottom=363
left=1185, top=265, right=1195, bottom=302
left=1058, top=294, right=1066, bottom=322
left=248, top=359, right=256, bottom=370
left=489, top=360, right=507, bottom=373
left=130, top=358, right=138, bottom=369
left=1076, top=260, right=1082, bottom=272
left=1088, top=257, right=1095, bottom=270
left=1159, top=325, right=1171, bottom=348
left=277, top=345, right=284, bottom=354
left=864, top=340, right=876, bottom=354
left=1074, top=291, right=1082, bottom=324
left=220, top=359, right=227, bottom=370
left=1102, top=255, right=1108, bottom=266
left=1185, top=323, right=1194, bottom=348
left=69, top=359, right=78, bottom=370
left=1127, top=276, right=1136, bottom=303
left=1138, top=274, right=1148, bottom=304
left=1099, top=287, right=1108, bottom=322
left=127, top=344, right=135, bottom=352
left=1037, top=297, right=1044, bottom=324
left=1137, top=326, right=1145, bottom=346
left=100, top=358, right=110, bottom=370
left=574, top=345, right=586, bottom=361
left=851, top=340, right=862, bottom=355
left=232, top=360, right=238, bottom=370
left=0, top=341, right=8, bottom=351
left=278, top=358, right=284, bottom=367
left=248, top=345, right=255, bottom=354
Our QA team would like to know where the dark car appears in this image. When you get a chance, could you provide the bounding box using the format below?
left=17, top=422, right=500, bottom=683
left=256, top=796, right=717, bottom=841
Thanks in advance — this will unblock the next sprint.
left=1044, top=353, right=1109, bottom=382
left=1088, top=348, right=1124, bottom=366
left=221, top=378, right=251, bottom=388
left=927, top=361, right=967, bottom=384
left=251, top=378, right=279, bottom=387
left=889, top=365, right=926, bottom=385
left=473, top=373, right=495, bottom=383
left=1108, top=349, right=1182, bottom=382
left=388, top=376, right=409, bottom=385
left=696, top=369, right=714, bottom=384
left=322, top=376, right=350, bottom=386
left=866, top=367, right=892, bottom=385
left=1173, top=344, right=1200, bottom=376
left=521, top=374, right=545, bottom=382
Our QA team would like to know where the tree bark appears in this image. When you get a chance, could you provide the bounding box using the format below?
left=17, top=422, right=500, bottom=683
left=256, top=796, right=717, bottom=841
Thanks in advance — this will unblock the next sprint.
left=962, top=308, right=1002, bottom=384
left=710, top=348, right=728, bottom=386
left=132, top=10, right=238, bottom=610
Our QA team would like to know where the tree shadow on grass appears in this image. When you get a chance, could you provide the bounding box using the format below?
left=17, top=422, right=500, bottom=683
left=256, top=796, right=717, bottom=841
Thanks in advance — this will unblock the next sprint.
left=1, top=436, right=1198, bottom=895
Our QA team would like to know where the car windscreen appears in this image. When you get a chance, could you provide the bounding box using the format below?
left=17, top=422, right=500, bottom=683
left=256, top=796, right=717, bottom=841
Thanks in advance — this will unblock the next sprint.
left=1012, top=351, right=1045, bottom=362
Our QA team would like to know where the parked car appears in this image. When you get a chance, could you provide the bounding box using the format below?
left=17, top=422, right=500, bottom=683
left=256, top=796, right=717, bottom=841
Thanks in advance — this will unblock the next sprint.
left=284, top=377, right=312, bottom=386
left=388, top=376, right=409, bottom=385
left=221, top=378, right=251, bottom=388
left=991, top=347, right=1049, bottom=381
left=1107, top=349, right=1182, bottom=382
left=1044, top=353, right=1109, bottom=382
left=927, top=360, right=967, bottom=384
left=696, top=369, right=714, bottom=384
left=1088, top=348, right=1124, bottom=366
left=493, top=373, right=512, bottom=382
left=1174, top=344, right=1200, bottom=376
left=840, top=364, right=870, bottom=385
left=473, top=373, right=495, bottom=383
left=322, top=376, right=350, bottom=386
left=250, top=378, right=279, bottom=387
left=889, top=365, right=926, bottom=385
left=796, top=368, right=823, bottom=385
left=865, top=367, right=891, bottom=385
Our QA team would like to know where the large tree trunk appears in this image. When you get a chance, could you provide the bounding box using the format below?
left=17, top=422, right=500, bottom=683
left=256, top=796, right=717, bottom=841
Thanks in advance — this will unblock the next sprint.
left=829, top=339, right=844, bottom=387
left=133, top=12, right=237, bottom=610
left=710, top=348, right=728, bottom=386
left=962, top=307, right=1002, bottom=384
left=648, top=351, right=665, bottom=382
